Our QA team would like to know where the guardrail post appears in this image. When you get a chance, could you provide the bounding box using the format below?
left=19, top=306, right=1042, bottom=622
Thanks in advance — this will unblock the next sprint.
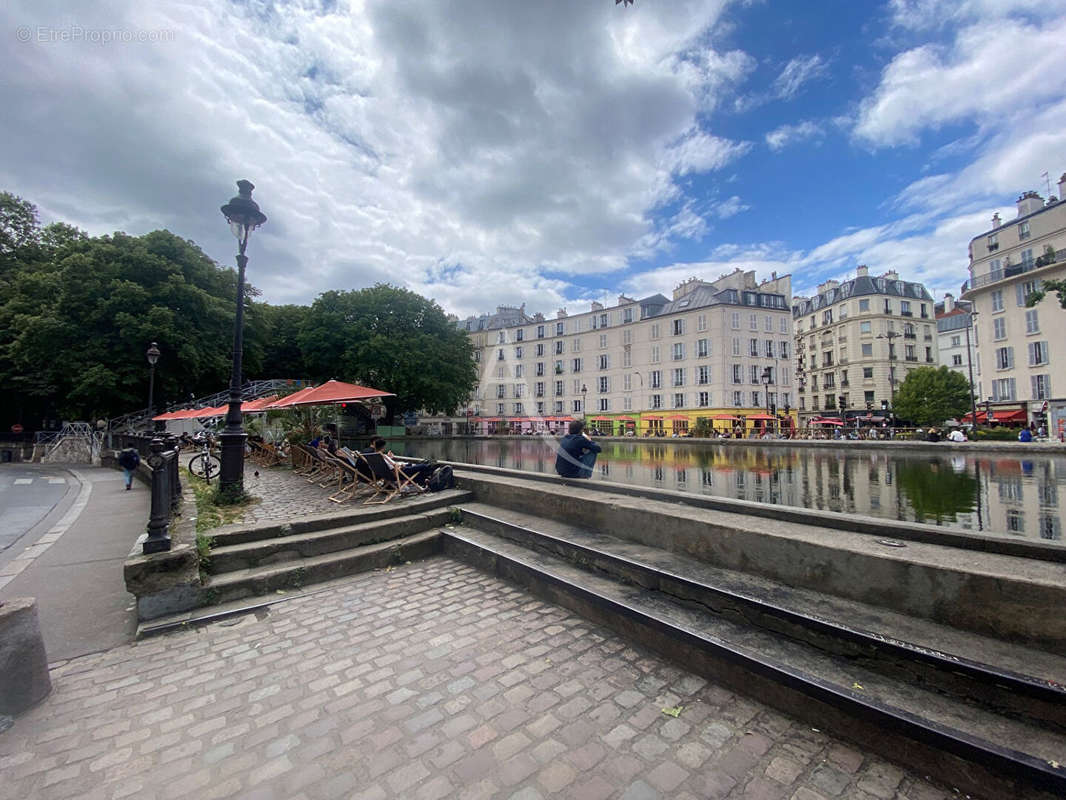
left=143, top=438, right=172, bottom=554
left=164, top=434, right=181, bottom=507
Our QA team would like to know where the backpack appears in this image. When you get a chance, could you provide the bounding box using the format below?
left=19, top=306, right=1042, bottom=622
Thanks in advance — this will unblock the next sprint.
left=426, top=465, right=455, bottom=492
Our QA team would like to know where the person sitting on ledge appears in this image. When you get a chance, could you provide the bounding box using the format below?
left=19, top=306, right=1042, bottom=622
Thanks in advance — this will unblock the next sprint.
left=555, top=420, right=602, bottom=479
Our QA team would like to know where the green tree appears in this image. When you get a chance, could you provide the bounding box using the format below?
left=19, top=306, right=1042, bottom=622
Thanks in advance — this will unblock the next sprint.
left=892, top=366, right=971, bottom=427
left=299, top=285, right=477, bottom=415
left=247, top=303, right=311, bottom=381
left=1025, top=278, right=1066, bottom=310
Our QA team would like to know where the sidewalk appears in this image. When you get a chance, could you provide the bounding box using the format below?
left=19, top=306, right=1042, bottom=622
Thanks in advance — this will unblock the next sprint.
left=0, top=464, right=147, bottom=662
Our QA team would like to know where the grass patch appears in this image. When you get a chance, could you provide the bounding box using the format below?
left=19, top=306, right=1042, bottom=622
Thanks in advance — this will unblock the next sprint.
left=188, top=475, right=255, bottom=533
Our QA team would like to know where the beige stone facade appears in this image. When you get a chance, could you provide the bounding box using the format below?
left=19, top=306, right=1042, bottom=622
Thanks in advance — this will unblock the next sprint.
left=456, top=269, right=795, bottom=435
left=961, top=173, right=1066, bottom=432
left=793, top=267, right=936, bottom=426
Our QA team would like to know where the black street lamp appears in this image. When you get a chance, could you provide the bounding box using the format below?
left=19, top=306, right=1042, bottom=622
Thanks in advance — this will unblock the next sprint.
left=219, top=180, right=267, bottom=496
left=146, top=342, right=160, bottom=415
left=761, top=366, right=772, bottom=431
left=964, top=310, right=979, bottom=431
left=876, top=330, right=900, bottom=412
left=581, top=384, right=588, bottom=418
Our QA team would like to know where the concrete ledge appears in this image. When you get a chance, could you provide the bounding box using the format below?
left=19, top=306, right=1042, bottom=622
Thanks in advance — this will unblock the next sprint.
left=458, top=471, right=1066, bottom=654
left=124, top=538, right=201, bottom=621
left=0, top=598, right=52, bottom=715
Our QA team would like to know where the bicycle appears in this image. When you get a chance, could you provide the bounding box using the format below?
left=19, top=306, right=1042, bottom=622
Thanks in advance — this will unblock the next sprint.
left=187, top=438, right=220, bottom=481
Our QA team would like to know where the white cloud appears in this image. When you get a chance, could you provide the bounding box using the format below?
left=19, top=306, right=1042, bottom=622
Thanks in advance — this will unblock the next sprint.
left=773, top=54, right=828, bottom=100
left=0, top=0, right=751, bottom=317
left=855, top=15, right=1066, bottom=147
left=765, top=120, right=823, bottom=152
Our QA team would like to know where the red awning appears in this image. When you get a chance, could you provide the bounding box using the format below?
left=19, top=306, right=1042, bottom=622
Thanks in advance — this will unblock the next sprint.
left=282, top=379, right=393, bottom=407
left=712, top=414, right=741, bottom=421
left=746, top=413, right=776, bottom=420
left=993, top=409, right=1027, bottom=423
left=810, top=418, right=845, bottom=426
left=241, top=396, right=276, bottom=413
left=265, top=386, right=319, bottom=409
left=668, top=415, right=690, bottom=421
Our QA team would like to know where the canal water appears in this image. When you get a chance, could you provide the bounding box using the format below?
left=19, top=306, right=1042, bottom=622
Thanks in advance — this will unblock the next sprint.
left=393, top=438, right=1064, bottom=541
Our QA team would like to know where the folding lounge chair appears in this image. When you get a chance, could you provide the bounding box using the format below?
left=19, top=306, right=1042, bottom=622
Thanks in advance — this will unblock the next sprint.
left=324, top=451, right=373, bottom=503
left=356, top=451, right=424, bottom=505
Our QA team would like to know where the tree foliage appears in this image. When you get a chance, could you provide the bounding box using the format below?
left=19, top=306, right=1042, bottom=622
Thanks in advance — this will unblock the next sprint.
left=892, top=366, right=971, bottom=427
left=1025, top=279, right=1066, bottom=310
left=299, top=285, right=477, bottom=415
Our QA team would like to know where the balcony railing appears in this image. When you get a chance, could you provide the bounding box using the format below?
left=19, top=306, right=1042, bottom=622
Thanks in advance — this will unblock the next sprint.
left=905, top=356, right=918, bottom=362
left=901, top=311, right=913, bottom=317
left=962, top=249, right=1063, bottom=292
left=904, top=332, right=916, bottom=339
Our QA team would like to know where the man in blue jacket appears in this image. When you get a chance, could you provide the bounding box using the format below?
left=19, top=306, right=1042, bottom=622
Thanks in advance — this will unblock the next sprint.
left=555, top=420, right=602, bottom=479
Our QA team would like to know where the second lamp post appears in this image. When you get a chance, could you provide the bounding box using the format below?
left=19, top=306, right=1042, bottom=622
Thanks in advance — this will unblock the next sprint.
left=218, top=180, right=267, bottom=497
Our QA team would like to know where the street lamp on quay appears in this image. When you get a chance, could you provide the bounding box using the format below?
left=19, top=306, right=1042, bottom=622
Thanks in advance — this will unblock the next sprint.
left=964, top=310, right=979, bottom=432
left=581, top=384, right=588, bottom=419
left=146, top=342, right=160, bottom=416
left=876, top=329, right=901, bottom=413
left=218, top=180, right=267, bottom=497
left=760, top=366, right=773, bottom=432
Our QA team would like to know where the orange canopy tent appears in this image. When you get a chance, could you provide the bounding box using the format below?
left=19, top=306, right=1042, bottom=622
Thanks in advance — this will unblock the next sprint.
left=746, top=413, right=776, bottom=421
left=269, top=380, right=393, bottom=408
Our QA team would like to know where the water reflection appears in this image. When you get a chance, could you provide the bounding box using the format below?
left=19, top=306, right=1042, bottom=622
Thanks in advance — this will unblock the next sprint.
left=394, top=438, right=1065, bottom=540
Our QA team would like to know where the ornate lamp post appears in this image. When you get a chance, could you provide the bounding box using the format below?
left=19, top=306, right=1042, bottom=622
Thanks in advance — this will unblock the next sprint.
left=581, top=384, right=588, bottom=420
left=218, top=180, right=267, bottom=496
left=964, top=310, right=979, bottom=431
left=761, top=366, right=772, bottom=434
left=146, top=342, right=160, bottom=414
left=876, top=330, right=900, bottom=414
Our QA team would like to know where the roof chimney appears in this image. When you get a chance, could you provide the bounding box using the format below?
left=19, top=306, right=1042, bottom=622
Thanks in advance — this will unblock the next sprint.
left=991, top=212, right=1001, bottom=228
left=556, top=308, right=567, bottom=319
left=590, top=301, right=603, bottom=312
left=882, top=270, right=899, bottom=281
left=1016, top=191, right=1043, bottom=218
left=855, top=265, right=869, bottom=277
left=943, top=293, right=955, bottom=313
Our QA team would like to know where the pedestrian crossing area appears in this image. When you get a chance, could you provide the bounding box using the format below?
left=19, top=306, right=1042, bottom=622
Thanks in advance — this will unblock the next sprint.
left=9, top=477, right=66, bottom=485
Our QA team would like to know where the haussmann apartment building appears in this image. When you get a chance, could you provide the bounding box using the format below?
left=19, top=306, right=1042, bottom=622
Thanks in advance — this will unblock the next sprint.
left=451, top=269, right=796, bottom=436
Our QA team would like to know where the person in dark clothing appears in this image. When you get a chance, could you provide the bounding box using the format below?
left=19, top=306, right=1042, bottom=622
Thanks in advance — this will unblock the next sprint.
left=117, top=448, right=140, bottom=490
left=555, top=420, right=602, bottom=479
left=368, top=437, right=436, bottom=486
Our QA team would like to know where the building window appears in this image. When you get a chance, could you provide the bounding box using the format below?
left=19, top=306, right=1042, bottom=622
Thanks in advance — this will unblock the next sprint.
left=573, top=399, right=583, bottom=413
left=900, top=301, right=911, bottom=316
left=600, top=313, right=608, bottom=329
left=1040, top=515, right=1061, bottom=541
left=859, top=299, right=870, bottom=312
left=992, top=377, right=1015, bottom=401
left=732, top=337, right=740, bottom=356
left=731, top=312, right=740, bottom=330
left=864, top=390, right=875, bottom=404
left=863, top=367, right=873, bottom=378
left=765, top=340, right=775, bottom=358
left=555, top=380, right=564, bottom=395
left=672, top=319, right=684, bottom=336
left=1021, top=248, right=1034, bottom=269
left=752, top=391, right=761, bottom=406
left=623, top=374, right=632, bottom=391
left=572, top=358, right=582, bottom=373
left=780, top=317, right=788, bottom=334
left=860, top=321, right=872, bottom=334
left=995, top=346, right=1013, bottom=370
left=750, top=314, right=758, bottom=330
left=749, top=338, right=759, bottom=357
left=861, top=343, right=873, bottom=357
left=1032, top=374, right=1052, bottom=400
left=515, top=365, right=523, bottom=379
left=651, top=323, right=661, bottom=339
left=698, top=391, right=709, bottom=407
left=672, top=368, right=685, bottom=387
left=651, top=394, right=662, bottom=409
left=555, top=340, right=564, bottom=355
left=823, top=309, right=833, bottom=325
left=598, top=376, right=609, bottom=393
left=950, top=335, right=961, bottom=347
left=536, top=362, right=544, bottom=376
left=952, top=354, right=963, bottom=366
left=599, top=334, right=608, bottom=349
left=987, top=232, right=998, bottom=251
left=1026, top=309, right=1039, bottom=334
left=623, top=308, right=633, bottom=324
left=572, top=338, right=581, bottom=353
left=497, top=403, right=505, bottom=415
left=513, top=402, right=524, bottom=414
left=1028, top=341, right=1049, bottom=366
left=1019, top=220, right=1030, bottom=240
left=535, top=343, right=544, bottom=357
left=515, top=346, right=523, bottom=359
left=732, top=365, right=742, bottom=384
left=993, top=318, right=1006, bottom=340
left=556, top=322, right=565, bottom=336
left=673, top=393, right=685, bottom=409
left=733, top=391, right=742, bottom=406
left=651, top=370, right=662, bottom=389
left=672, top=343, right=684, bottom=361
left=537, top=325, right=545, bottom=339
left=535, top=382, right=544, bottom=397
left=623, top=329, right=632, bottom=345
left=598, top=354, right=609, bottom=370
left=622, top=350, right=631, bottom=368
left=651, top=345, right=661, bottom=363
left=749, top=365, right=760, bottom=384
left=697, top=314, right=707, bottom=331
left=697, top=339, right=709, bottom=358
left=991, top=290, right=1003, bottom=312
left=697, top=365, right=709, bottom=385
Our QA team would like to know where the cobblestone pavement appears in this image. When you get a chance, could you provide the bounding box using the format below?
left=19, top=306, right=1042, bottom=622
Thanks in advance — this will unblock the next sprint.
left=238, top=462, right=342, bottom=524
left=0, top=558, right=958, bottom=800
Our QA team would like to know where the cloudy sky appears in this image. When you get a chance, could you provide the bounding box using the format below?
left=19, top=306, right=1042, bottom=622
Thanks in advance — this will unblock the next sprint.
left=3, top=0, right=1066, bottom=318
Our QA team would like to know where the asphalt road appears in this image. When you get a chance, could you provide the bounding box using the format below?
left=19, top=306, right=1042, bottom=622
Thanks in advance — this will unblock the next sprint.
left=0, top=463, right=147, bottom=661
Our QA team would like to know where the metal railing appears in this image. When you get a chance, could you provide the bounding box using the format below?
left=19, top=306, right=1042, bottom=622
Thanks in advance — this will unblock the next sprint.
left=962, top=249, right=1063, bottom=293
left=143, top=436, right=181, bottom=554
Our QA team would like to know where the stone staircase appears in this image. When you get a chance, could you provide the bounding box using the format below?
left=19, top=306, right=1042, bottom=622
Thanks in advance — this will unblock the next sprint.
left=439, top=471, right=1066, bottom=800
left=199, top=489, right=470, bottom=605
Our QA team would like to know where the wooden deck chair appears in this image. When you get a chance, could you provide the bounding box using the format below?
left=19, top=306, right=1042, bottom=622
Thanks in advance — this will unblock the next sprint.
left=356, top=451, right=424, bottom=505
left=291, top=443, right=315, bottom=474
left=326, top=450, right=374, bottom=503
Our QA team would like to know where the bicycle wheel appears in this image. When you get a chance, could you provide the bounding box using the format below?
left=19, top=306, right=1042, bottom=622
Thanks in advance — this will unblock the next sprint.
left=188, top=453, right=221, bottom=481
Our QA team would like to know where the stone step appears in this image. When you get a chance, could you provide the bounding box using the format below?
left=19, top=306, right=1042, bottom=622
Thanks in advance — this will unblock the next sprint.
left=455, top=502, right=1066, bottom=729
left=442, top=524, right=1066, bottom=799
left=207, top=489, right=470, bottom=547
left=206, top=509, right=454, bottom=574
left=453, top=469, right=1066, bottom=653
left=204, top=530, right=441, bottom=605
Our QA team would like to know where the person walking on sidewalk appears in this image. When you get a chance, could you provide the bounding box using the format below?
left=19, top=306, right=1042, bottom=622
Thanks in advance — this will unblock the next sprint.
left=555, top=420, right=602, bottom=479
left=117, top=447, right=141, bottom=490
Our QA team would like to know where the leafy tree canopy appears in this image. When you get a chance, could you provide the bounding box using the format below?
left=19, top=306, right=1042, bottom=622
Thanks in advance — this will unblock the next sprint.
left=1025, top=278, right=1066, bottom=310
left=892, top=366, right=971, bottom=427
left=298, top=285, right=477, bottom=415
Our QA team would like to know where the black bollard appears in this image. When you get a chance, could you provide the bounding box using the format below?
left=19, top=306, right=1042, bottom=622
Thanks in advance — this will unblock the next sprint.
left=143, top=438, right=172, bottom=554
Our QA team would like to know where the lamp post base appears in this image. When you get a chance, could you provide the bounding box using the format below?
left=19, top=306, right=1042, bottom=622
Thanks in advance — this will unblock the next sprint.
left=218, top=430, right=247, bottom=498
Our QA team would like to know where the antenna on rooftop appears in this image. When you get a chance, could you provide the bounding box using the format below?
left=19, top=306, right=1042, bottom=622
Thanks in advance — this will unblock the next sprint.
left=1043, top=172, right=1052, bottom=198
